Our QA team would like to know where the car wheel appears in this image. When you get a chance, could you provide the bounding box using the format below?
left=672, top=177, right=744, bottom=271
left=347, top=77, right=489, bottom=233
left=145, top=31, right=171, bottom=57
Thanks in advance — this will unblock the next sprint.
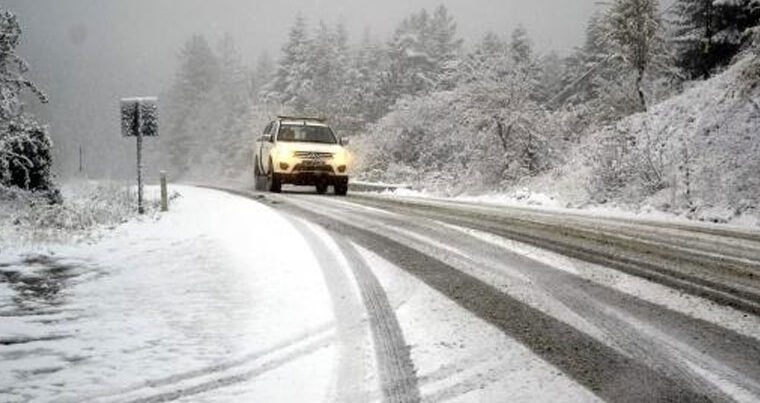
left=315, top=183, right=328, bottom=195
left=267, top=160, right=281, bottom=193
left=254, top=159, right=266, bottom=191
left=334, top=183, right=348, bottom=196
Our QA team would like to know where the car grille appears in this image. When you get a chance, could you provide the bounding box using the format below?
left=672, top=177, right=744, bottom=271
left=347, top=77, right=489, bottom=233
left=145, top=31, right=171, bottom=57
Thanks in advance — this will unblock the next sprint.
left=293, top=164, right=334, bottom=173
left=294, top=151, right=334, bottom=159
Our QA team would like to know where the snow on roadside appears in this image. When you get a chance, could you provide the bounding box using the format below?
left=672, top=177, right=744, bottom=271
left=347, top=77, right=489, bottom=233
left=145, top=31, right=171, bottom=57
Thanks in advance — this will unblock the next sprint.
left=0, top=185, right=336, bottom=402
left=374, top=187, right=760, bottom=230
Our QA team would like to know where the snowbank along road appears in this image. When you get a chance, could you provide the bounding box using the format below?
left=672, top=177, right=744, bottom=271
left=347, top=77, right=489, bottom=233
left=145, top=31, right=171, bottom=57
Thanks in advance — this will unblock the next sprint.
left=3, top=185, right=760, bottom=402
left=214, top=184, right=760, bottom=403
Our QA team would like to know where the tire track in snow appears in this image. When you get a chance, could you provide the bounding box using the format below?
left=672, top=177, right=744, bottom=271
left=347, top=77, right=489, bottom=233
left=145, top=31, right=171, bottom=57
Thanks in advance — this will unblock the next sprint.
left=290, top=216, right=420, bottom=403
left=213, top=186, right=421, bottom=403
left=86, top=326, right=335, bottom=403
left=286, top=217, right=376, bottom=403
left=334, top=238, right=420, bottom=403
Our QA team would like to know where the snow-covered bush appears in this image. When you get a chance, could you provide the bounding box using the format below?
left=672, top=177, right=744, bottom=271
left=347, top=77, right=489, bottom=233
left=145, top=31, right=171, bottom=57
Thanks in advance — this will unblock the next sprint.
left=0, top=118, right=56, bottom=195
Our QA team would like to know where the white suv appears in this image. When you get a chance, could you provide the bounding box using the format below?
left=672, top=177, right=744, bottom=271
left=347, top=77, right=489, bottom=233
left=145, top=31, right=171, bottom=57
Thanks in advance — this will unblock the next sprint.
left=253, top=116, right=350, bottom=195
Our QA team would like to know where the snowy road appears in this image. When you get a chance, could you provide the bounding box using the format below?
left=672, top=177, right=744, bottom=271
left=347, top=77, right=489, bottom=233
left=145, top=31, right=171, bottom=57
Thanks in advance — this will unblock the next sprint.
left=224, top=185, right=760, bottom=402
left=3, top=185, right=760, bottom=402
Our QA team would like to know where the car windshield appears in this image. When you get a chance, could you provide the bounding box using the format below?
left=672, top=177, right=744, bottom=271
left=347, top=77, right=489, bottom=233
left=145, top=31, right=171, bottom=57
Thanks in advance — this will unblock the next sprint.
left=277, top=124, right=337, bottom=144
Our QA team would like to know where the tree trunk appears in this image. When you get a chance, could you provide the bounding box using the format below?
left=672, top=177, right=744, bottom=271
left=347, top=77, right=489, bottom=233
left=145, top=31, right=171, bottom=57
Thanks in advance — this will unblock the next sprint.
left=495, top=120, right=512, bottom=152
left=702, top=0, right=713, bottom=80
left=636, top=68, right=647, bottom=112
left=527, top=129, right=535, bottom=174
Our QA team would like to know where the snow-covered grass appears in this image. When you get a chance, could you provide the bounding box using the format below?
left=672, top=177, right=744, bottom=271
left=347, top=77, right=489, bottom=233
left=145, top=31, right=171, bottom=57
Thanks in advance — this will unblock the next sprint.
left=0, top=181, right=170, bottom=246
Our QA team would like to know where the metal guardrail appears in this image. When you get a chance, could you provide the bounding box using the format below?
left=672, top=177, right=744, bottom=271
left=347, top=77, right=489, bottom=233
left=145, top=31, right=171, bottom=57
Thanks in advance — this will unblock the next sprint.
left=348, top=181, right=412, bottom=193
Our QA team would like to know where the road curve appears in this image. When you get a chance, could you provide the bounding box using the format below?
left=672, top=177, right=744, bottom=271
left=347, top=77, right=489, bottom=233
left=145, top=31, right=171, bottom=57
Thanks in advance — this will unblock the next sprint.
left=211, top=185, right=760, bottom=402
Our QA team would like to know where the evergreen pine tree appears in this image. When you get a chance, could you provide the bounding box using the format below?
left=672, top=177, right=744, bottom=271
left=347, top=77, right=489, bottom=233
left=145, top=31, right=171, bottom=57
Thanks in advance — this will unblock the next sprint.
left=383, top=7, right=462, bottom=105
left=251, top=51, right=274, bottom=101
left=264, top=15, right=312, bottom=112
left=164, top=34, right=219, bottom=175
left=352, top=28, right=389, bottom=123
left=510, top=25, right=533, bottom=65
left=214, top=34, right=252, bottom=176
left=672, top=0, right=760, bottom=78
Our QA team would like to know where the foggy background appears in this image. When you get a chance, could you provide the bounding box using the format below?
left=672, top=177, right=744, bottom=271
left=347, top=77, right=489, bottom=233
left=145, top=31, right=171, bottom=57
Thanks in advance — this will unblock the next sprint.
left=7, top=0, right=600, bottom=180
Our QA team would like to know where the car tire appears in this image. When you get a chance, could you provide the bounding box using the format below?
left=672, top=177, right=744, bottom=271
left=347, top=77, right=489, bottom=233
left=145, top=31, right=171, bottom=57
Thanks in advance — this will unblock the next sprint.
left=267, top=160, right=281, bottom=193
left=316, top=183, right=328, bottom=195
left=254, top=159, right=266, bottom=191
left=334, top=183, right=348, bottom=196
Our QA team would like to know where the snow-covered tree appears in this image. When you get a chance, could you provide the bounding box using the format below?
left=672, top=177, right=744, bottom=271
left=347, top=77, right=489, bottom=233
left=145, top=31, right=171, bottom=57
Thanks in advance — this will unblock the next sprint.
left=161, top=34, right=255, bottom=180
left=351, top=29, right=390, bottom=124
left=455, top=34, right=558, bottom=183
left=427, top=5, right=463, bottom=90
left=164, top=34, right=219, bottom=176
left=0, top=8, right=55, bottom=195
left=671, top=0, right=760, bottom=79
left=263, top=15, right=312, bottom=112
left=603, top=0, right=668, bottom=111
left=212, top=34, right=253, bottom=177
left=304, top=20, right=349, bottom=118
left=359, top=31, right=564, bottom=190
left=250, top=51, right=274, bottom=102
left=382, top=6, right=462, bottom=101
left=543, top=12, right=624, bottom=117
left=510, top=26, right=533, bottom=65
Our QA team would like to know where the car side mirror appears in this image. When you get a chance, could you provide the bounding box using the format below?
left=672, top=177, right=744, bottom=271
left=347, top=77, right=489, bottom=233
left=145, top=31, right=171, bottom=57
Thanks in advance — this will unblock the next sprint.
left=259, top=134, right=272, bottom=143
left=339, top=137, right=349, bottom=146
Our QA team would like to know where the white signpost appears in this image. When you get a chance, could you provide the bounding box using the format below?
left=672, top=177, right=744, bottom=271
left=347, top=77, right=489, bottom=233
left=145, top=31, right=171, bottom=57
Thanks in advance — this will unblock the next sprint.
left=121, top=97, right=158, bottom=214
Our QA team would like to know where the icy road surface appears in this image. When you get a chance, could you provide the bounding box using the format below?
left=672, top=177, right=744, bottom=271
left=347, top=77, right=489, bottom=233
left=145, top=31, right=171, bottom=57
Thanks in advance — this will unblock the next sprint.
left=2, top=185, right=760, bottom=402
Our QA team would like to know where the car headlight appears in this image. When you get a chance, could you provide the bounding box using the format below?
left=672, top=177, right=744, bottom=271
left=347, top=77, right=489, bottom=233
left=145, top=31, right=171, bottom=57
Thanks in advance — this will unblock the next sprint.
left=276, top=147, right=293, bottom=161
left=334, top=149, right=350, bottom=167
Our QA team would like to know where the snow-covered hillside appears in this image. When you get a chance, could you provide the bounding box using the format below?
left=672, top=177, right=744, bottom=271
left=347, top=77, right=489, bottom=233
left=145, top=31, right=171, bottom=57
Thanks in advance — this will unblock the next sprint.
left=533, top=52, right=760, bottom=225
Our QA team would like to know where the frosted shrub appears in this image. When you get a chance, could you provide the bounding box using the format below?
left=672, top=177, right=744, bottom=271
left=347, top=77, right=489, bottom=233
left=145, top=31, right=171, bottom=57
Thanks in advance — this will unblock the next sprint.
left=7, top=182, right=162, bottom=242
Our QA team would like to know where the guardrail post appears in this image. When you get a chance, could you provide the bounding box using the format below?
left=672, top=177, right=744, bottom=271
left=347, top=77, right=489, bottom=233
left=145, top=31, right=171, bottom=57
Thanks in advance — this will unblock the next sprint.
left=160, top=171, right=168, bottom=212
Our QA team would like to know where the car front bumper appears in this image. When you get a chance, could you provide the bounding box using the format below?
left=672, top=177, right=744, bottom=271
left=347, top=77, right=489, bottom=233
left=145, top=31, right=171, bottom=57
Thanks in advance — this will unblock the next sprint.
left=275, top=171, right=349, bottom=186
left=272, top=158, right=348, bottom=186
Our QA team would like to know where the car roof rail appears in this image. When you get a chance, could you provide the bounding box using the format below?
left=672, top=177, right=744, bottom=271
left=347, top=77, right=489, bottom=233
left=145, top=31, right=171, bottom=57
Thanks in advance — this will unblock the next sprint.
left=277, top=115, right=328, bottom=123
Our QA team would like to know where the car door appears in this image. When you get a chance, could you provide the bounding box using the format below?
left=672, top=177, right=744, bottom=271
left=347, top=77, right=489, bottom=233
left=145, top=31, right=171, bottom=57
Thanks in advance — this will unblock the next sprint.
left=256, top=121, right=272, bottom=174
left=260, top=121, right=278, bottom=174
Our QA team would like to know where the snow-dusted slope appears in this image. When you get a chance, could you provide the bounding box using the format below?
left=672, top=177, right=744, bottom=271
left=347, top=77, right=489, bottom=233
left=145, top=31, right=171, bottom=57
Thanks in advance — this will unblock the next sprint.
left=541, top=53, right=760, bottom=224
left=623, top=53, right=759, bottom=219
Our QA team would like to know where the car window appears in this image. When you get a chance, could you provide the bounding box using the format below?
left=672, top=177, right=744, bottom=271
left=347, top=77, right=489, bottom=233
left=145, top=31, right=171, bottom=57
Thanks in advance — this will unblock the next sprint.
left=277, top=124, right=337, bottom=144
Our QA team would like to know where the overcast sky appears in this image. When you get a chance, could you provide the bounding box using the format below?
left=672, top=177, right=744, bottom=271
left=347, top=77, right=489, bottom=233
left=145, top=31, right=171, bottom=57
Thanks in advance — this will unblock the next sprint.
left=9, top=0, right=601, bottom=75
left=5, top=0, right=602, bottom=178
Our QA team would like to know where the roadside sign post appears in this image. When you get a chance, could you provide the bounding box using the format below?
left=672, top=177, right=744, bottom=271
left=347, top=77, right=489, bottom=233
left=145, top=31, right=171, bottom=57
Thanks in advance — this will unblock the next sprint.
left=121, top=97, right=158, bottom=214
